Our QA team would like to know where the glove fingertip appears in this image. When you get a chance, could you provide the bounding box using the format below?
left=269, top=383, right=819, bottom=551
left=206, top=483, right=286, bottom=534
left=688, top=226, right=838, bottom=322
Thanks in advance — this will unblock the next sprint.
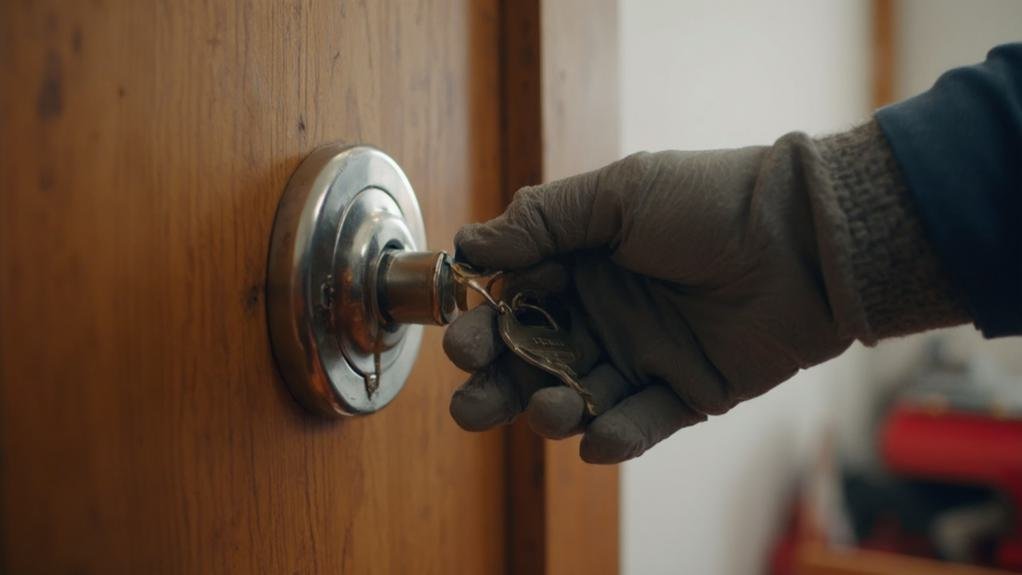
left=526, top=387, right=585, bottom=439
left=579, top=411, right=646, bottom=465
left=452, top=223, right=484, bottom=256
left=449, top=372, right=516, bottom=432
left=443, top=306, right=503, bottom=372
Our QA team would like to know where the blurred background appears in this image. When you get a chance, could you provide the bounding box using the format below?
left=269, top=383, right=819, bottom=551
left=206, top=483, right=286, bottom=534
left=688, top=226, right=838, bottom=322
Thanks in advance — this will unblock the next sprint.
left=616, top=1, right=1022, bottom=573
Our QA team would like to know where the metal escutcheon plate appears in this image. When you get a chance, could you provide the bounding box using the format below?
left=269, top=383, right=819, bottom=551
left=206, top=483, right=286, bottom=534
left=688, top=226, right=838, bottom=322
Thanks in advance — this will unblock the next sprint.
left=267, top=145, right=426, bottom=416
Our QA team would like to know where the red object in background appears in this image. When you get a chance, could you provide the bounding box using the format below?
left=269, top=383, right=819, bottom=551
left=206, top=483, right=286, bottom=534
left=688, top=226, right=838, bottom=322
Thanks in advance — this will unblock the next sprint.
left=881, top=406, right=1022, bottom=570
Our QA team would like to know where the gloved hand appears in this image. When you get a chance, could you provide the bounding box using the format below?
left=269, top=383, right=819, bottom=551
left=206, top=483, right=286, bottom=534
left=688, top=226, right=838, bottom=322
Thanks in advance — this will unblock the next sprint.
left=443, top=122, right=968, bottom=464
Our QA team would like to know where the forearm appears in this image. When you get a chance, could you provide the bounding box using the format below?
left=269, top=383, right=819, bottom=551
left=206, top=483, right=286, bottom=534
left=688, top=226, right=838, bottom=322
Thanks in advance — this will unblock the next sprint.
left=875, top=43, right=1022, bottom=337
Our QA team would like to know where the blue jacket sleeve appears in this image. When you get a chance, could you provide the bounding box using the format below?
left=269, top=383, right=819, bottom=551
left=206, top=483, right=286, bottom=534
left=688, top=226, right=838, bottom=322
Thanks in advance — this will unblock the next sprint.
left=875, top=43, right=1022, bottom=338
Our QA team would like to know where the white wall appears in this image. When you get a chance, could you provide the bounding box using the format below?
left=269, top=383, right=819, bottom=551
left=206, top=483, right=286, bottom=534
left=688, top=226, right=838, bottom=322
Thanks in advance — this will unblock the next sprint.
left=895, top=0, right=1022, bottom=99
left=618, top=1, right=871, bottom=574
left=619, top=2, right=1022, bottom=574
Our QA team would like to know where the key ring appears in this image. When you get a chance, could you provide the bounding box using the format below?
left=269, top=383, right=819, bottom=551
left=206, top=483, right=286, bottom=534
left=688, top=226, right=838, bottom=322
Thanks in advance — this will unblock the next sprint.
left=508, top=292, right=561, bottom=331
left=450, top=258, right=597, bottom=417
left=449, top=261, right=506, bottom=311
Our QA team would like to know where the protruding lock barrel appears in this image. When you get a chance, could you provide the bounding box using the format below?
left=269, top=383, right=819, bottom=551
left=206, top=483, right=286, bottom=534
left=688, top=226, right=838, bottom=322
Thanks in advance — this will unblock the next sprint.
left=268, top=144, right=471, bottom=417
left=374, top=251, right=467, bottom=326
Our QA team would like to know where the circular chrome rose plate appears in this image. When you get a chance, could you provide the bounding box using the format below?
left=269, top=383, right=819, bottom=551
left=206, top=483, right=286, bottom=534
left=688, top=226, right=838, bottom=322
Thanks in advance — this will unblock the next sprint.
left=267, top=145, right=426, bottom=416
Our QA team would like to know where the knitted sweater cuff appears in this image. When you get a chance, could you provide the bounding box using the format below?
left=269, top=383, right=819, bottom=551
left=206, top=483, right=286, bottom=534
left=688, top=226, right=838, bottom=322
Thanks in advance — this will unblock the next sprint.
left=816, top=120, right=970, bottom=343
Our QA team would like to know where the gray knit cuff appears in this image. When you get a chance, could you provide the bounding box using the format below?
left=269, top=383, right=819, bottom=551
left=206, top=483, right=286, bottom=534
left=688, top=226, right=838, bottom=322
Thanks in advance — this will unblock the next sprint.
left=816, top=120, right=970, bottom=343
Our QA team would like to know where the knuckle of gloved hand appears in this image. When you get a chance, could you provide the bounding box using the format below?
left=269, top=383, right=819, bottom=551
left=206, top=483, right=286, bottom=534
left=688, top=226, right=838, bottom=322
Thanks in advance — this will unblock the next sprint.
left=508, top=185, right=546, bottom=222
left=609, top=151, right=658, bottom=191
left=502, top=187, right=554, bottom=261
left=451, top=224, right=478, bottom=252
left=669, top=379, right=735, bottom=417
left=502, top=261, right=570, bottom=296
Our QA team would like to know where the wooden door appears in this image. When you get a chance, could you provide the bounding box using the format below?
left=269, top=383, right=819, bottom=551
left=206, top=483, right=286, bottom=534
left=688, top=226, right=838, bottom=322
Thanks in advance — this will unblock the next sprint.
left=0, top=1, right=620, bottom=573
left=0, top=2, right=505, bottom=573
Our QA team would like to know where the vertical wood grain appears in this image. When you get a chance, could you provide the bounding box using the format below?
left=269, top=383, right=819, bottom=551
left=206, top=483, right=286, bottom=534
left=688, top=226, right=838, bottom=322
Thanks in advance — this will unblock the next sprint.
left=499, top=0, right=543, bottom=207
left=540, top=2, right=621, bottom=574
left=0, top=1, right=506, bottom=573
left=497, top=2, right=549, bottom=574
left=873, top=0, right=896, bottom=108
left=500, top=1, right=621, bottom=574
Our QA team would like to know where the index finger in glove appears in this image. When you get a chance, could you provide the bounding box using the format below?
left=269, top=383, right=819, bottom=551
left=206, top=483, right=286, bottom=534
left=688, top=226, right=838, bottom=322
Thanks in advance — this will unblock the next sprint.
left=455, top=153, right=655, bottom=270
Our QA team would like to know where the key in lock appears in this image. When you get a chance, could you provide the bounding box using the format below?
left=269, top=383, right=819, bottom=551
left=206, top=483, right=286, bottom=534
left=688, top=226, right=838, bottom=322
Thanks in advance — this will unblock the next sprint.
left=268, top=145, right=470, bottom=417
left=449, top=265, right=598, bottom=415
left=268, top=144, right=593, bottom=418
left=363, top=250, right=468, bottom=397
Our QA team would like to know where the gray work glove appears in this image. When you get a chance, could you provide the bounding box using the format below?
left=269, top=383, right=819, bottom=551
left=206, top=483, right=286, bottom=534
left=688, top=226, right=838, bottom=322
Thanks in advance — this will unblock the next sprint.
left=443, top=121, right=968, bottom=464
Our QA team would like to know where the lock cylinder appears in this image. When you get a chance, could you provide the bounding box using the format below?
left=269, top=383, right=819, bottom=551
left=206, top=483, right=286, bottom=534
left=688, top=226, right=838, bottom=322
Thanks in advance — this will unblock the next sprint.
left=268, top=145, right=483, bottom=417
left=374, top=250, right=467, bottom=326
left=267, top=144, right=439, bottom=416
